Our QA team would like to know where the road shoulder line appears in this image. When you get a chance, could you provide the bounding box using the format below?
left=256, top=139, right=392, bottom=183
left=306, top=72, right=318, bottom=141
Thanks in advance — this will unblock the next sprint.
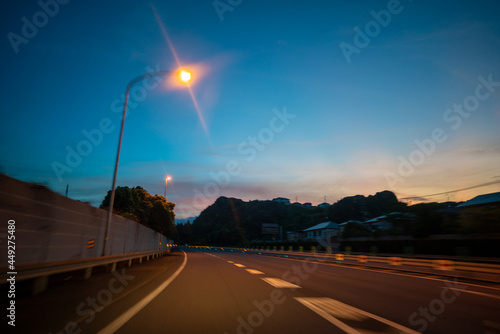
left=96, top=250, right=188, bottom=334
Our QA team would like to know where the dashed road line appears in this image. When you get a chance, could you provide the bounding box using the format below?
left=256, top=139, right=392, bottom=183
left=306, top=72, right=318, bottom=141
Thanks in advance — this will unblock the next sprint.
left=234, top=263, right=246, bottom=268
left=245, top=269, right=264, bottom=275
left=261, top=277, right=301, bottom=289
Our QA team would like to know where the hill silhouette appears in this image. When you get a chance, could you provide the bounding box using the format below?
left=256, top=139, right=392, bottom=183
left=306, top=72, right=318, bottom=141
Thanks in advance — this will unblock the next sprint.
left=184, top=190, right=405, bottom=246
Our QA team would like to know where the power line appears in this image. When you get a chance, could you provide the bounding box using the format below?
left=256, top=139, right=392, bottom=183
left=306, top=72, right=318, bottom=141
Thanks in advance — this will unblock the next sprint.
left=401, top=179, right=500, bottom=200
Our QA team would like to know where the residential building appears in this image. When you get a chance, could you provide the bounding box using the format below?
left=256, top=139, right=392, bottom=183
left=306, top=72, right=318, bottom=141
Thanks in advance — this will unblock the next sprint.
left=339, top=220, right=364, bottom=234
left=272, top=197, right=291, bottom=205
left=363, top=215, right=394, bottom=231
left=457, top=192, right=500, bottom=209
left=302, top=221, right=340, bottom=246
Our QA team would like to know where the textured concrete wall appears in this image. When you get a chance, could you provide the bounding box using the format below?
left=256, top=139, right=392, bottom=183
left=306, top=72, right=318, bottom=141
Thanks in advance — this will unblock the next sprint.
left=0, top=175, right=172, bottom=267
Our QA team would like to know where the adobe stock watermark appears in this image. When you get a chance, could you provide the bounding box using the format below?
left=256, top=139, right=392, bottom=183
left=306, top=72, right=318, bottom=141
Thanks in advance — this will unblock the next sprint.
left=49, top=268, right=135, bottom=334
left=213, top=0, right=243, bottom=22
left=384, top=74, right=499, bottom=191
left=225, top=256, right=318, bottom=334
left=225, top=287, right=286, bottom=334
left=192, top=107, right=295, bottom=209
left=408, top=278, right=467, bottom=332
left=51, top=64, right=166, bottom=183
left=7, top=0, right=71, bottom=54
left=339, top=0, right=410, bottom=64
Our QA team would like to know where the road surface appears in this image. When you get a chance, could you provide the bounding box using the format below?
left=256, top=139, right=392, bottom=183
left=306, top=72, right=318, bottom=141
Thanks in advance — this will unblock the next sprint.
left=11, top=247, right=500, bottom=333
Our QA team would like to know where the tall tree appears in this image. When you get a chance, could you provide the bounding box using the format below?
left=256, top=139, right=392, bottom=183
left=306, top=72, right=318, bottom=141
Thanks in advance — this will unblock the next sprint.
left=100, top=186, right=176, bottom=239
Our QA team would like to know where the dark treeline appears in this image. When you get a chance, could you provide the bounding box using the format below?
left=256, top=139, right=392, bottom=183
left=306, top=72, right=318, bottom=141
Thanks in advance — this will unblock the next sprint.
left=178, top=190, right=500, bottom=247
left=177, top=190, right=463, bottom=246
left=101, top=186, right=176, bottom=239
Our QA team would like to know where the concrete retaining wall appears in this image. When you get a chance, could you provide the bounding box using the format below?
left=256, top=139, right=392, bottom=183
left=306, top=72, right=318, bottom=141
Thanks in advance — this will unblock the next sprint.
left=0, top=175, right=173, bottom=268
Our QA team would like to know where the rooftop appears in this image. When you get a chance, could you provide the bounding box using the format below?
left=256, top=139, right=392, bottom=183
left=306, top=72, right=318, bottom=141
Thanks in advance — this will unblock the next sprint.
left=303, top=221, right=339, bottom=231
left=457, top=192, right=500, bottom=208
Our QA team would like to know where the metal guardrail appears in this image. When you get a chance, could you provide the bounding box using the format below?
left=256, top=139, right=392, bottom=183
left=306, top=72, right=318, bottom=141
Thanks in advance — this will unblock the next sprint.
left=0, top=249, right=171, bottom=294
left=192, top=246, right=500, bottom=283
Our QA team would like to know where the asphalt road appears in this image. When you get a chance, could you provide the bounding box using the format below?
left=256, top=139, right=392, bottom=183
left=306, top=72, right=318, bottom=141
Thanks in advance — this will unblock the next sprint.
left=10, top=248, right=500, bottom=333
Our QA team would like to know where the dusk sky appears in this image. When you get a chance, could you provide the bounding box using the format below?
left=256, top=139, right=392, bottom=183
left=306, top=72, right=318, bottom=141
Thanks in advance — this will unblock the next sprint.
left=1, top=0, right=499, bottom=219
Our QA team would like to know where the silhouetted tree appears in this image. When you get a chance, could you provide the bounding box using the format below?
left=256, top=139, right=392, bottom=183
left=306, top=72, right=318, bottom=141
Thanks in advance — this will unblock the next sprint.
left=100, top=186, right=176, bottom=238
left=328, top=191, right=402, bottom=223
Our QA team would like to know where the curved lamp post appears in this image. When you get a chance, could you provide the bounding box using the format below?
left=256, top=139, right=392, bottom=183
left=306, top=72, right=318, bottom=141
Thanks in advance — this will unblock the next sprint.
left=102, top=70, right=191, bottom=256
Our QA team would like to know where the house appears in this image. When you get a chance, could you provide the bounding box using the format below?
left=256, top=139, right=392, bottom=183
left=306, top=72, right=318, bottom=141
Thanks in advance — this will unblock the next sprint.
left=273, top=197, right=291, bottom=205
left=318, top=202, right=330, bottom=208
left=338, top=222, right=348, bottom=235
left=456, top=192, right=500, bottom=233
left=457, top=192, right=500, bottom=209
left=339, top=220, right=364, bottom=234
left=363, top=215, right=393, bottom=231
left=302, top=221, right=340, bottom=246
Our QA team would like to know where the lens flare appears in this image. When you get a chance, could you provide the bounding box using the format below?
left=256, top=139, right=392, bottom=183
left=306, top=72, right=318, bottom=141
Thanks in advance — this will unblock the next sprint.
left=150, top=3, right=208, bottom=135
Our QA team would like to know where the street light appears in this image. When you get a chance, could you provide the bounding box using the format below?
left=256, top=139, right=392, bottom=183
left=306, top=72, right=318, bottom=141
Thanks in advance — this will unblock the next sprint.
left=102, top=69, right=191, bottom=256
left=164, top=176, right=171, bottom=198
left=180, top=70, right=191, bottom=82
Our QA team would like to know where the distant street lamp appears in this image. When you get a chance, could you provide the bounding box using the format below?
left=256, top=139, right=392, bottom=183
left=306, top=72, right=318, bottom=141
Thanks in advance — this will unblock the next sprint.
left=102, top=69, right=191, bottom=256
left=164, top=176, right=171, bottom=198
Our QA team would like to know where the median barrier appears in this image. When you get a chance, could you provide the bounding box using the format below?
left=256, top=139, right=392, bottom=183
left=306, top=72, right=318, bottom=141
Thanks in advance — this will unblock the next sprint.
left=433, top=260, right=455, bottom=271
left=208, top=246, right=500, bottom=283
left=389, top=257, right=403, bottom=266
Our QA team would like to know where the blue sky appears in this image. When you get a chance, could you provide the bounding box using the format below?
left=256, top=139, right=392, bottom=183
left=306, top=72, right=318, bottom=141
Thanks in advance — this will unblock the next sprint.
left=1, top=0, right=499, bottom=218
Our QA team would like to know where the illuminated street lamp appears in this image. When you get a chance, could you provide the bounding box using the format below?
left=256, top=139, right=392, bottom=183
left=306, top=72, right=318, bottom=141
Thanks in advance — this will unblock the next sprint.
left=164, top=176, right=171, bottom=198
left=180, top=70, right=191, bottom=82
left=103, top=69, right=191, bottom=256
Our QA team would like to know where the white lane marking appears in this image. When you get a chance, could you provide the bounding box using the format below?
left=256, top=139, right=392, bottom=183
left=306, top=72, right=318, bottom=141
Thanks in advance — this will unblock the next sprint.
left=234, top=263, right=246, bottom=267
left=261, top=277, right=301, bottom=288
left=445, top=287, right=500, bottom=300
left=97, top=251, right=188, bottom=334
left=295, top=297, right=419, bottom=334
left=295, top=298, right=359, bottom=334
left=227, top=261, right=234, bottom=263
left=245, top=269, right=264, bottom=275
